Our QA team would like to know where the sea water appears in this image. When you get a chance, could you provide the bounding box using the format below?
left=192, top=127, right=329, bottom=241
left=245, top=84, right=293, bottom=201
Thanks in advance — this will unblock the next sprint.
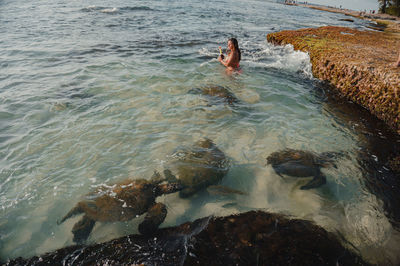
left=1, top=0, right=399, bottom=264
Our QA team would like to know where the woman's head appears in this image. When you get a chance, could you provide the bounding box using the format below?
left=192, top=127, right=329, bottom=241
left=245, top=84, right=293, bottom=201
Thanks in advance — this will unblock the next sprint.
left=228, top=38, right=241, bottom=61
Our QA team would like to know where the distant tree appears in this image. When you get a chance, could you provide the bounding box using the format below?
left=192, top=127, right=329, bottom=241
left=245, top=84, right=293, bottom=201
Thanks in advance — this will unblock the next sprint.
left=396, top=0, right=400, bottom=16
left=379, top=0, right=388, bottom=13
left=379, top=0, right=400, bottom=16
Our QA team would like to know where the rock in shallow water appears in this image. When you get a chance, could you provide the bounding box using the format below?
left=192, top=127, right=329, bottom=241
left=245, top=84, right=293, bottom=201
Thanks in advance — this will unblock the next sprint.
left=188, top=85, right=240, bottom=106
left=6, top=211, right=368, bottom=265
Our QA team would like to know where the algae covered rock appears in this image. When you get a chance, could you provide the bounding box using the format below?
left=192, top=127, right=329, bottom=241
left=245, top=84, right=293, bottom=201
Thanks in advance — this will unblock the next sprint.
left=7, top=211, right=368, bottom=266
left=267, top=26, right=400, bottom=134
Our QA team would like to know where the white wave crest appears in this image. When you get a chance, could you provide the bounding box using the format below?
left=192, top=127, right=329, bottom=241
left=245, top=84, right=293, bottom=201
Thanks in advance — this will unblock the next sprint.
left=101, top=8, right=119, bottom=13
left=198, top=42, right=313, bottom=78
left=198, top=47, right=219, bottom=58
left=243, top=41, right=313, bottom=78
left=81, top=6, right=119, bottom=14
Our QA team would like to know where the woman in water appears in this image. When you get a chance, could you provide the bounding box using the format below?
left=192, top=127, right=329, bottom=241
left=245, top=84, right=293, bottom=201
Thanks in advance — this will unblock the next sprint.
left=218, top=38, right=241, bottom=71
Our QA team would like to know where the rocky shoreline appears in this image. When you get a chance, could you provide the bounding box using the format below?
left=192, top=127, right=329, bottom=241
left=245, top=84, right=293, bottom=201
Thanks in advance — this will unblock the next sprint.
left=297, top=3, right=400, bottom=22
left=5, top=211, right=367, bottom=265
left=266, top=6, right=400, bottom=234
left=267, top=24, right=400, bottom=134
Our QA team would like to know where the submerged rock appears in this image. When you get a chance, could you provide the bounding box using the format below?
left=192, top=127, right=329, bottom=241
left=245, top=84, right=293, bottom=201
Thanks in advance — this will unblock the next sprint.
left=315, top=81, right=400, bottom=229
left=164, top=138, right=230, bottom=198
left=58, top=172, right=182, bottom=243
left=267, top=26, right=400, bottom=134
left=266, top=149, right=341, bottom=189
left=388, top=155, right=400, bottom=173
left=6, top=211, right=368, bottom=265
left=52, top=87, right=94, bottom=111
left=189, top=85, right=240, bottom=106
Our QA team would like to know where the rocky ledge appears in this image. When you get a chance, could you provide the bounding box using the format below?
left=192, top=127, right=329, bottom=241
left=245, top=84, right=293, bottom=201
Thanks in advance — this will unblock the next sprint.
left=5, top=211, right=367, bottom=265
left=267, top=26, right=400, bottom=134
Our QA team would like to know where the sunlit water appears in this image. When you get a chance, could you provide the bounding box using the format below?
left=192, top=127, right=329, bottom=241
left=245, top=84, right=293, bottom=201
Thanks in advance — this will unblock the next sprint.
left=1, top=0, right=399, bottom=264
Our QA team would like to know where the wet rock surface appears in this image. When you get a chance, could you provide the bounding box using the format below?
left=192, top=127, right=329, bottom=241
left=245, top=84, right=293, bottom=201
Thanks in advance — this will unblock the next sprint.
left=267, top=25, right=400, bottom=228
left=5, top=211, right=368, bottom=266
left=317, top=85, right=400, bottom=229
left=267, top=26, right=400, bottom=134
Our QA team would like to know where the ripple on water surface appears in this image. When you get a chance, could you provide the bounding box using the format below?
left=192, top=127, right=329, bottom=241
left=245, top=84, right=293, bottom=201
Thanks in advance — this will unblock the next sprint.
left=1, top=0, right=400, bottom=264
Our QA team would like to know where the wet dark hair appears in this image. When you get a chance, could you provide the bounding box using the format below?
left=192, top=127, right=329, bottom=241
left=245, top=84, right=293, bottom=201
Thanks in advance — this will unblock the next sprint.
left=229, top=38, right=241, bottom=61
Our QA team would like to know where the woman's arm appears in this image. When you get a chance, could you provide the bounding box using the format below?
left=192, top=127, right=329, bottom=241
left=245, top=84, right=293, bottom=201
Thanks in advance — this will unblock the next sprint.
left=218, top=51, right=238, bottom=68
left=218, top=54, right=228, bottom=66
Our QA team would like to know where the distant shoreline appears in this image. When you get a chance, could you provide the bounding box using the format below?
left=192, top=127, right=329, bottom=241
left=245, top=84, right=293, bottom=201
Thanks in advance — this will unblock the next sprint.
left=287, top=2, right=400, bottom=22
left=283, top=2, right=400, bottom=33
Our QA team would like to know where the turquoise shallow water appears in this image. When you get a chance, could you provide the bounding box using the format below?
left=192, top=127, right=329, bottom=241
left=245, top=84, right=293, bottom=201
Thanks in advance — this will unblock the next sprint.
left=1, top=0, right=400, bottom=263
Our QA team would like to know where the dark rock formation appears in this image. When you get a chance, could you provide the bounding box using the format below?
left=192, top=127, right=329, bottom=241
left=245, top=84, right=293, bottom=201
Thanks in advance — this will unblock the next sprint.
left=6, top=211, right=368, bottom=266
left=316, top=83, right=400, bottom=229
left=267, top=25, right=400, bottom=228
left=388, top=155, right=400, bottom=173
left=339, top=18, right=354, bottom=22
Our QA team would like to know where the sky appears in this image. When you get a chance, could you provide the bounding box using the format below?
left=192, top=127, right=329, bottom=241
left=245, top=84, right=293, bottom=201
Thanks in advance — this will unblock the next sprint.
left=308, top=0, right=379, bottom=11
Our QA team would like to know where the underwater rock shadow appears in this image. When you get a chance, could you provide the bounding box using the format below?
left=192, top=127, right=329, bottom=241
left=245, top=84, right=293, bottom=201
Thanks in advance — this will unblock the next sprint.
left=51, top=86, right=104, bottom=113
left=186, top=85, right=258, bottom=120
left=314, top=81, right=400, bottom=229
left=188, top=85, right=240, bottom=107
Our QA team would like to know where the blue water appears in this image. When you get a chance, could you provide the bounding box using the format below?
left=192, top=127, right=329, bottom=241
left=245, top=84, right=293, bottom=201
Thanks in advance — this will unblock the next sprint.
left=1, top=0, right=399, bottom=264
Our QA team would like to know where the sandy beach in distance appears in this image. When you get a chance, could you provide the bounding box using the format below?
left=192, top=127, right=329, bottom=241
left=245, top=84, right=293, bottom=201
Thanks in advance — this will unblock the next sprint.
left=295, top=2, right=400, bottom=31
